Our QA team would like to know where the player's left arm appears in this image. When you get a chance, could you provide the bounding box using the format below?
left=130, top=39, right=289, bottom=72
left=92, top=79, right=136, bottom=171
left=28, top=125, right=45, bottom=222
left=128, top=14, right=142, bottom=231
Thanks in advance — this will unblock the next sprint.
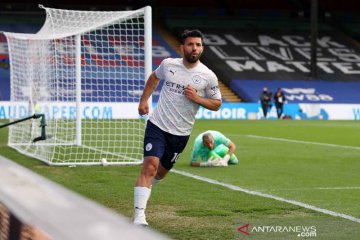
left=184, top=84, right=222, bottom=111
left=226, top=141, right=236, bottom=156
left=219, top=133, right=236, bottom=163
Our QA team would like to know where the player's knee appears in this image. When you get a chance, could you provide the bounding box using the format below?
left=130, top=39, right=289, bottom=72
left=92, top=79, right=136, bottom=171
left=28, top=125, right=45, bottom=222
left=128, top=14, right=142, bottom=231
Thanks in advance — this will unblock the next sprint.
left=141, top=157, right=159, bottom=178
left=213, top=144, right=229, bottom=157
left=207, top=150, right=221, bottom=160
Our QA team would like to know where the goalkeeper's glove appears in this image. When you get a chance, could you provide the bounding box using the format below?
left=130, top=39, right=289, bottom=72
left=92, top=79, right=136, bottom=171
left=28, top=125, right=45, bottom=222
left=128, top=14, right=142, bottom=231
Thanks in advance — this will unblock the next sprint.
left=221, top=154, right=230, bottom=167
left=200, top=157, right=224, bottom=167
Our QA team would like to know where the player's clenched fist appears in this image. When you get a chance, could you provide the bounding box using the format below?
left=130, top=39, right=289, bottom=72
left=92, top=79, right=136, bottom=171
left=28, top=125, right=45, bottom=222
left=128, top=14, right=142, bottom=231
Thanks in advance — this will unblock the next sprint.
left=138, top=100, right=149, bottom=116
left=184, top=85, right=198, bottom=102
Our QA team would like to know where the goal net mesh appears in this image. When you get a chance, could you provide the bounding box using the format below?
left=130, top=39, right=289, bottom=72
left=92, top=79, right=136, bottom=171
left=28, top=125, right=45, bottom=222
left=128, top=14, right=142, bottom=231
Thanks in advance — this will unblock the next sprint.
left=4, top=6, right=151, bottom=165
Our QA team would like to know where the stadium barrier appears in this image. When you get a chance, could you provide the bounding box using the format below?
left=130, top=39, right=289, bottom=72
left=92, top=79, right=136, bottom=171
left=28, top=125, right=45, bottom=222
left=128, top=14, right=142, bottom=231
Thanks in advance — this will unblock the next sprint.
left=0, top=155, right=170, bottom=240
left=1, top=101, right=359, bottom=120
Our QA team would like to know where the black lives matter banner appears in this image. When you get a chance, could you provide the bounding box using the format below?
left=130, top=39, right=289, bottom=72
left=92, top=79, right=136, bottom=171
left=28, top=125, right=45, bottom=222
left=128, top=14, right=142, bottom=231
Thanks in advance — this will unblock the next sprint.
left=201, top=29, right=360, bottom=81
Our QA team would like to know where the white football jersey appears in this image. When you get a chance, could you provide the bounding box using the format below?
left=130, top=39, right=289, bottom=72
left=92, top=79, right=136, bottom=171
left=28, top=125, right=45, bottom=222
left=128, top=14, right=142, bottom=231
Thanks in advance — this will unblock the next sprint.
left=149, top=58, right=221, bottom=136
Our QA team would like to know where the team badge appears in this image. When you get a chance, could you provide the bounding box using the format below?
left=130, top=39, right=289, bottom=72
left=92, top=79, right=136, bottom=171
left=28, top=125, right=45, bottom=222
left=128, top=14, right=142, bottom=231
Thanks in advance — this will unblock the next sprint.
left=192, top=75, right=201, bottom=84
left=145, top=143, right=152, bottom=151
left=210, top=85, right=219, bottom=96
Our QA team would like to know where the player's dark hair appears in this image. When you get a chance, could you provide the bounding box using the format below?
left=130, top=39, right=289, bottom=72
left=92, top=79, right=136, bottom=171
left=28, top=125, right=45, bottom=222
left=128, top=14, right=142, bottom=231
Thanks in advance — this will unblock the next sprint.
left=181, top=29, right=204, bottom=44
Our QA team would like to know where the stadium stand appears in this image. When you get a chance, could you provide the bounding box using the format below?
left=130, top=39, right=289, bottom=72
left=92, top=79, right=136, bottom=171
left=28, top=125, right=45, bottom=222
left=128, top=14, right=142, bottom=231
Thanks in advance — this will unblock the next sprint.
left=156, top=0, right=360, bottom=104
left=1, top=0, right=360, bottom=104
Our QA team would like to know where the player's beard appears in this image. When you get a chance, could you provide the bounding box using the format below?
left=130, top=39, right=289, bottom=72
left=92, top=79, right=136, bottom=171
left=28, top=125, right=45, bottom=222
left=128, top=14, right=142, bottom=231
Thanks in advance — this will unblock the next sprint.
left=184, top=50, right=202, bottom=64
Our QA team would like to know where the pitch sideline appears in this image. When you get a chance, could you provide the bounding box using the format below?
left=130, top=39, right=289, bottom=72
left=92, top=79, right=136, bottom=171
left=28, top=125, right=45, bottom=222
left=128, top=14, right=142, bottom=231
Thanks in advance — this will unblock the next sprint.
left=171, top=169, right=360, bottom=224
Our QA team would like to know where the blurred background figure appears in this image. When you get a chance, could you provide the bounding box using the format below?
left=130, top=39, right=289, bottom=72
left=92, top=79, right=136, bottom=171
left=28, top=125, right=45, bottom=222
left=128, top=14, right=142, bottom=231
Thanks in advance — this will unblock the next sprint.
left=274, top=88, right=286, bottom=119
left=259, top=87, right=272, bottom=119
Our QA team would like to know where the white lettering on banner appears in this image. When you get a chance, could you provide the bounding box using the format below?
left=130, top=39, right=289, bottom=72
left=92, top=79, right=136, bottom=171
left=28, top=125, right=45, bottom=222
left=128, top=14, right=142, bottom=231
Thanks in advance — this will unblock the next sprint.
left=283, top=90, right=333, bottom=102
left=2, top=102, right=360, bottom=120
left=317, top=36, right=345, bottom=48
left=243, top=47, right=266, bottom=60
left=294, top=47, right=336, bottom=62
left=225, top=60, right=360, bottom=74
left=267, top=61, right=294, bottom=72
left=259, top=35, right=288, bottom=46
left=332, top=62, right=360, bottom=74
left=328, top=48, right=360, bottom=62
left=316, top=62, right=334, bottom=73
left=257, top=47, right=293, bottom=60
left=205, top=34, right=345, bottom=48
left=42, top=105, right=113, bottom=119
left=283, top=88, right=315, bottom=94
left=196, top=107, right=246, bottom=119
left=285, top=94, right=333, bottom=101
left=0, top=102, right=139, bottom=119
left=205, top=34, right=360, bottom=74
left=83, top=106, right=112, bottom=119
left=226, top=60, right=265, bottom=72
left=196, top=104, right=360, bottom=120
left=0, top=105, right=28, bottom=119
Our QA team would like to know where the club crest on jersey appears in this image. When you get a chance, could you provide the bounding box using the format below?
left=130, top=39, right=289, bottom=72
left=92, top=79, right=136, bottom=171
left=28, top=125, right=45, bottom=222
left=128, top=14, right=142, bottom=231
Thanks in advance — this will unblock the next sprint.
left=145, top=143, right=152, bottom=151
left=210, top=85, right=219, bottom=96
left=192, top=75, right=201, bottom=84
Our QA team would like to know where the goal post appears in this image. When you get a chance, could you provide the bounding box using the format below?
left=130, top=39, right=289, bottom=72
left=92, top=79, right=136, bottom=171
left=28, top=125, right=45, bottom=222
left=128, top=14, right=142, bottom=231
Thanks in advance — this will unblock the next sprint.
left=4, top=5, right=152, bottom=166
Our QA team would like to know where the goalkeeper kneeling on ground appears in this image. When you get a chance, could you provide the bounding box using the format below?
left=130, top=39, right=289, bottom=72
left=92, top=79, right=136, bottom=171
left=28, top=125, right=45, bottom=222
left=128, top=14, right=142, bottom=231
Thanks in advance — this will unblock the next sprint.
left=190, top=130, right=239, bottom=167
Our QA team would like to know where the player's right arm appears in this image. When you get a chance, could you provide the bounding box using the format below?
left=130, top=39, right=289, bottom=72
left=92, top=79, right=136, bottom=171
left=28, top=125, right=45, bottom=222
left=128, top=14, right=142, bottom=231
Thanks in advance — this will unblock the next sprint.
left=184, top=85, right=222, bottom=111
left=138, top=72, right=160, bottom=116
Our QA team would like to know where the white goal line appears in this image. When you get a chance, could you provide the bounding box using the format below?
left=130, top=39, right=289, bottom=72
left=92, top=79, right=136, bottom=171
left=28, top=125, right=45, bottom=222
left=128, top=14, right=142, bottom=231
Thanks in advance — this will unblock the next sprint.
left=246, top=135, right=360, bottom=150
left=171, top=169, right=360, bottom=224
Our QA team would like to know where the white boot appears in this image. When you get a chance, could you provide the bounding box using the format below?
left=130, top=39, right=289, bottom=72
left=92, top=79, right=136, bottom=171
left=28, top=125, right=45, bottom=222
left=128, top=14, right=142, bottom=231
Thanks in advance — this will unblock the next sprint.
left=133, top=187, right=151, bottom=226
left=133, top=207, right=148, bottom=226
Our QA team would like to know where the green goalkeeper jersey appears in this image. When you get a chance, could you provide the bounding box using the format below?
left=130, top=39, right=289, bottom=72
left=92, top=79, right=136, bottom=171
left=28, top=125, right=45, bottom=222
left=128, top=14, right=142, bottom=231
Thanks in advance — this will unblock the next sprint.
left=190, top=130, right=231, bottom=162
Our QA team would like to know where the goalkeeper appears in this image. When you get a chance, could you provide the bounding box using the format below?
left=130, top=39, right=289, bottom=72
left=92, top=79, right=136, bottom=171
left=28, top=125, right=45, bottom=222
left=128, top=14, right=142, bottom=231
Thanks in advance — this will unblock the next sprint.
left=190, top=130, right=239, bottom=167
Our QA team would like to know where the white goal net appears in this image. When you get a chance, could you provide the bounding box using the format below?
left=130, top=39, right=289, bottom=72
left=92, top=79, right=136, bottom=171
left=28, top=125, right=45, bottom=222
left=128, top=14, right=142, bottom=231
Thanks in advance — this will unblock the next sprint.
left=4, top=5, right=152, bottom=165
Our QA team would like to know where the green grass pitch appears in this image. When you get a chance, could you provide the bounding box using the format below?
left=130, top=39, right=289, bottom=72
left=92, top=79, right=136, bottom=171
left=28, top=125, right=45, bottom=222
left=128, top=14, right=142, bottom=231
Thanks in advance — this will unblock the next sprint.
left=1, top=120, right=359, bottom=239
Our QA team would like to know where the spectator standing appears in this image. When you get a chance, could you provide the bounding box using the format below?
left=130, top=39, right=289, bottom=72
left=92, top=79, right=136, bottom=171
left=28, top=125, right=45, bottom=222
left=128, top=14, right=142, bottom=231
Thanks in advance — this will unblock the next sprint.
left=259, top=87, right=272, bottom=119
left=274, top=88, right=285, bottom=119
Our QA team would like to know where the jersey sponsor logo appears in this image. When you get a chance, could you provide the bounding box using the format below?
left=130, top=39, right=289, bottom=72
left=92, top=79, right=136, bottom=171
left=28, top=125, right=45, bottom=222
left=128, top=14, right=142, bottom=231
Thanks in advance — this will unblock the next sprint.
left=169, top=69, right=175, bottom=75
left=192, top=75, right=201, bottom=84
left=165, top=80, right=186, bottom=95
left=145, top=143, right=152, bottom=151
